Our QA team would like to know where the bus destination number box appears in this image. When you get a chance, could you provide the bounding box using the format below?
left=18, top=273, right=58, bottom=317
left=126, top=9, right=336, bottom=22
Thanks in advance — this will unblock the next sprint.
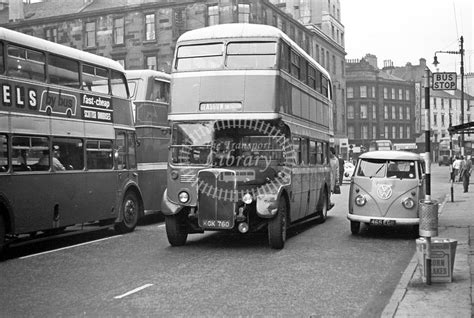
left=432, top=72, right=457, bottom=90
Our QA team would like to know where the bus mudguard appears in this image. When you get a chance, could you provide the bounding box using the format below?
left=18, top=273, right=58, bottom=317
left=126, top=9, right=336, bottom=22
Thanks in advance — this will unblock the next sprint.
left=256, top=185, right=287, bottom=218
left=161, top=188, right=183, bottom=215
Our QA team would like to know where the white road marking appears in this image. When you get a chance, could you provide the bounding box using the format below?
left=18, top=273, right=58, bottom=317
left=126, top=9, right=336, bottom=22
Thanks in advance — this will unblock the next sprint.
left=114, top=284, right=154, bottom=299
left=19, top=235, right=122, bottom=259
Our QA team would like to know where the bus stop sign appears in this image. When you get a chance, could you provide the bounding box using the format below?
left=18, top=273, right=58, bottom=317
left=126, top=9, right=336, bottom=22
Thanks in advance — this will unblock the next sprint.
left=432, top=72, right=457, bottom=90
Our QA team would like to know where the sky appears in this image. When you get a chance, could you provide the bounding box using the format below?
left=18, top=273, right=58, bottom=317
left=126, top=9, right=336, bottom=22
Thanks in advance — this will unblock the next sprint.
left=340, top=0, right=473, bottom=73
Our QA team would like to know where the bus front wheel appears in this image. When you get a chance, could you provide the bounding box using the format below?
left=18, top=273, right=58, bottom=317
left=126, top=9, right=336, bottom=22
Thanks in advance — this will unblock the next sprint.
left=165, top=212, right=188, bottom=246
left=268, top=196, right=287, bottom=249
left=115, top=191, right=140, bottom=234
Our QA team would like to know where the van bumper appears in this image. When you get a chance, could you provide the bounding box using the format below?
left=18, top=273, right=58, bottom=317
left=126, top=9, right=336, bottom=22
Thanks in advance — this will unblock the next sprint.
left=347, top=214, right=419, bottom=225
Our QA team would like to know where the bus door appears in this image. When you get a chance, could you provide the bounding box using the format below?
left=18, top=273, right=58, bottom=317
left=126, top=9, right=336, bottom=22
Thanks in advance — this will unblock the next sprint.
left=114, top=130, right=139, bottom=210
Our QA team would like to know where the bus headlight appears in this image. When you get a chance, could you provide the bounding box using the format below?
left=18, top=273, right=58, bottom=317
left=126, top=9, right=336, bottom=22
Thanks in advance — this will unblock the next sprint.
left=243, top=193, right=253, bottom=204
left=402, top=198, right=415, bottom=209
left=178, top=191, right=189, bottom=203
left=355, top=195, right=366, bottom=206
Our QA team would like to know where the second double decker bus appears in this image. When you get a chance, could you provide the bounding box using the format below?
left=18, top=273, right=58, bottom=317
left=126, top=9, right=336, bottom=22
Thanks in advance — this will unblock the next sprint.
left=126, top=69, right=170, bottom=216
left=0, top=27, right=143, bottom=255
left=161, top=23, right=334, bottom=249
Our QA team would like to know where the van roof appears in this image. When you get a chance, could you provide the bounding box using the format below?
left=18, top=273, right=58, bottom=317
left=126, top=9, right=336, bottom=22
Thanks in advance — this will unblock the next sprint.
left=359, top=150, right=421, bottom=161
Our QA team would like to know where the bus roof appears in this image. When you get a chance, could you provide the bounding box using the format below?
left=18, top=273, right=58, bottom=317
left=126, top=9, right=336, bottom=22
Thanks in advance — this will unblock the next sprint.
left=125, top=69, right=170, bottom=82
left=176, top=23, right=330, bottom=80
left=0, top=27, right=124, bottom=71
left=359, top=150, right=421, bottom=161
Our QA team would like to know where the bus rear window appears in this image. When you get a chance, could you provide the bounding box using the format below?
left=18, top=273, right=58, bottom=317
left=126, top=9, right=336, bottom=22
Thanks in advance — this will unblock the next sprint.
left=175, top=43, right=223, bottom=71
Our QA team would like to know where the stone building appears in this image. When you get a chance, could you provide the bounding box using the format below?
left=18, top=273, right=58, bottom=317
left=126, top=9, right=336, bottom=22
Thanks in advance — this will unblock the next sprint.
left=0, top=0, right=347, bottom=151
left=345, top=54, right=416, bottom=158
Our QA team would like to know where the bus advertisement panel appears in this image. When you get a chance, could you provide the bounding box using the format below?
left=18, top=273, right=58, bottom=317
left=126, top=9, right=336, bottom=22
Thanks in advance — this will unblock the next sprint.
left=162, top=24, right=334, bottom=249
left=0, top=27, right=143, bottom=255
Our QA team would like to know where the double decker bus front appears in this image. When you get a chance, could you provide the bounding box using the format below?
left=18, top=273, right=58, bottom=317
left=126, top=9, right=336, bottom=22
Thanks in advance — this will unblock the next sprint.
left=163, top=120, right=291, bottom=235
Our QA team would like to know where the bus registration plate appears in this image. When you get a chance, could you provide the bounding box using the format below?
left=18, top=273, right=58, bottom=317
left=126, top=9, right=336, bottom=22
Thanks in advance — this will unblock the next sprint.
left=201, top=219, right=232, bottom=229
left=370, top=219, right=396, bottom=226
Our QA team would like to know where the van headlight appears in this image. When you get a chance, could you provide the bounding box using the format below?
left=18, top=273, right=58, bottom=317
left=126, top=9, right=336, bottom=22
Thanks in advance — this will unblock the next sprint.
left=402, top=197, right=415, bottom=209
left=355, top=195, right=366, bottom=206
left=242, top=193, right=253, bottom=204
left=178, top=191, right=189, bottom=203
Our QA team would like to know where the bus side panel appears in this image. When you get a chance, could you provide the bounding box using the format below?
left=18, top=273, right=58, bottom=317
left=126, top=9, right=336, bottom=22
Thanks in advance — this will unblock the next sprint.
left=137, top=167, right=167, bottom=214
left=4, top=173, right=86, bottom=234
left=85, top=171, right=119, bottom=221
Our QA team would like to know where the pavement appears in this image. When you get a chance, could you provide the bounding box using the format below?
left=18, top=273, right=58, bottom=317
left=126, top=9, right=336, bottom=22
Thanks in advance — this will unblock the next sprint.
left=381, top=179, right=473, bottom=318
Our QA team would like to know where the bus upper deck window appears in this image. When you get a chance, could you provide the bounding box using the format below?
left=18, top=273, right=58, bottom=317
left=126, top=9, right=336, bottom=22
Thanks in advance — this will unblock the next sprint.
left=7, top=45, right=45, bottom=81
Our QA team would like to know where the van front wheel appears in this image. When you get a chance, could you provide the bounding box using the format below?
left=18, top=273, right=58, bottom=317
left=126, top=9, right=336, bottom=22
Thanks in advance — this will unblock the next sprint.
left=350, top=221, right=360, bottom=235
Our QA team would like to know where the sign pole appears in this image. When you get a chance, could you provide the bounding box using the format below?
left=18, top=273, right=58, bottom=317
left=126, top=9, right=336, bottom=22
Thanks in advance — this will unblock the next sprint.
left=424, top=68, right=432, bottom=285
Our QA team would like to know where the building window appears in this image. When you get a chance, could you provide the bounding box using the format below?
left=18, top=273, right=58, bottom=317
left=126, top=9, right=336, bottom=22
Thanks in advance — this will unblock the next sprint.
left=441, top=114, right=445, bottom=127
left=433, top=113, right=437, bottom=126
left=384, top=125, right=389, bottom=139
left=347, top=87, right=353, bottom=98
left=315, top=44, right=320, bottom=62
left=392, top=126, right=396, bottom=139
left=406, top=106, right=411, bottom=120
left=384, top=87, right=388, bottom=99
left=347, top=105, right=354, bottom=119
left=361, top=125, right=368, bottom=139
left=348, top=125, right=355, bottom=139
left=145, top=14, right=156, bottom=41
left=399, top=126, right=404, bottom=139
left=372, top=105, right=377, bottom=120
left=371, top=86, right=376, bottom=98
left=405, top=89, right=410, bottom=100
left=326, top=51, right=330, bottom=71
left=398, top=88, right=403, bottom=100
left=360, top=85, right=367, bottom=98
left=85, top=21, right=96, bottom=48
left=391, top=106, right=396, bottom=119
left=332, top=55, right=336, bottom=74
left=45, top=27, right=57, bottom=42
left=320, top=48, right=325, bottom=67
left=384, top=105, right=389, bottom=119
left=360, top=104, right=367, bottom=119
left=146, top=55, right=157, bottom=70
left=372, top=125, right=377, bottom=139
left=238, top=4, right=250, bottom=23
left=391, top=88, right=395, bottom=99
left=113, top=17, right=125, bottom=45
left=406, top=126, right=411, bottom=138
left=399, top=106, right=404, bottom=120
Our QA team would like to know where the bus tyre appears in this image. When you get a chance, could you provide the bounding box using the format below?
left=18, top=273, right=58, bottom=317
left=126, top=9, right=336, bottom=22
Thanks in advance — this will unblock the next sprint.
left=165, top=212, right=188, bottom=246
left=268, top=197, right=287, bottom=249
left=350, top=221, right=360, bottom=235
left=115, top=191, right=139, bottom=234
left=316, top=190, right=328, bottom=224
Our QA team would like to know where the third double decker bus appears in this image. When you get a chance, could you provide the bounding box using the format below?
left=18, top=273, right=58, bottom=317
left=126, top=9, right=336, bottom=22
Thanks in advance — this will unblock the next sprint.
left=126, top=69, right=170, bottom=216
left=161, top=23, right=334, bottom=249
left=0, top=27, right=143, bottom=255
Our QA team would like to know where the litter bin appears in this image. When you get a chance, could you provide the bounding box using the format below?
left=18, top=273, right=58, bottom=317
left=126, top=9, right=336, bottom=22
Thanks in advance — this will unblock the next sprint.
left=416, top=238, right=457, bottom=283
left=419, top=200, right=438, bottom=237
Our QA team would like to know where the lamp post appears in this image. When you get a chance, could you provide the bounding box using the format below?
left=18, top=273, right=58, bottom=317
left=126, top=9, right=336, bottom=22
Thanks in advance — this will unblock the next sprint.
left=433, top=36, right=465, bottom=155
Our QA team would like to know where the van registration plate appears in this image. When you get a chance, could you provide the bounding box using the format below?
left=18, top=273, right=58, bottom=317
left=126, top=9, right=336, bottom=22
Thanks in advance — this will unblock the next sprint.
left=370, top=219, right=396, bottom=226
